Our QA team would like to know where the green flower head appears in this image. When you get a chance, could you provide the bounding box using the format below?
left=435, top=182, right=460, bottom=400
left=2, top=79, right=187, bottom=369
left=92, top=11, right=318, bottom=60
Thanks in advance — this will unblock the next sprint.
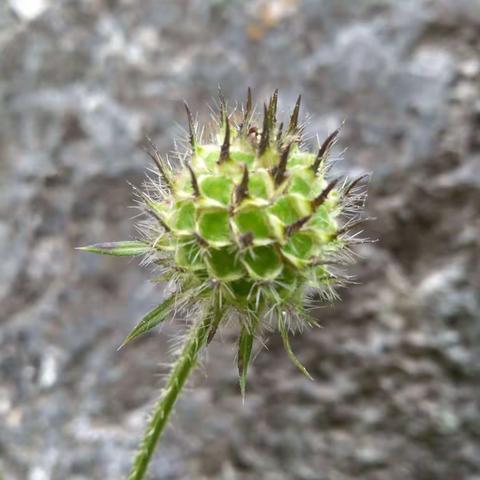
left=79, top=89, right=369, bottom=479
left=80, top=89, right=369, bottom=393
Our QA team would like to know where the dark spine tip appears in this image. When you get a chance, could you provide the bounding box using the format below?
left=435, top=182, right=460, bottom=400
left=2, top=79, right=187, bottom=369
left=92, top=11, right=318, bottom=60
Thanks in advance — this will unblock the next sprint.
left=268, top=89, right=279, bottom=129
left=207, top=324, right=218, bottom=344
left=285, top=215, right=312, bottom=237
left=271, top=88, right=279, bottom=105
left=128, top=181, right=171, bottom=232
left=344, top=174, right=370, bottom=196
left=186, top=162, right=200, bottom=197
left=158, top=217, right=171, bottom=233
left=194, top=233, right=208, bottom=248
left=147, top=208, right=171, bottom=232
left=239, top=231, right=254, bottom=248
left=240, top=87, right=253, bottom=135
left=144, top=149, right=163, bottom=175
left=287, top=94, right=301, bottom=135
left=235, top=164, right=249, bottom=205
left=218, top=115, right=231, bottom=164
left=272, top=143, right=291, bottom=186
left=218, top=88, right=226, bottom=127
left=312, top=177, right=340, bottom=209
left=246, top=87, right=253, bottom=114
left=144, top=137, right=172, bottom=189
left=207, top=311, right=220, bottom=344
left=184, top=102, right=196, bottom=151
left=311, top=129, right=339, bottom=174
left=276, top=121, right=284, bottom=148
left=258, top=103, right=270, bottom=156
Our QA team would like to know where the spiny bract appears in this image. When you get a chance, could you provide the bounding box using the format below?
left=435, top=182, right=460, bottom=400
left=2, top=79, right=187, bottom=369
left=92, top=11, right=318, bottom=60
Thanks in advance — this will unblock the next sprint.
left=80, top=89, right=368, bottom=392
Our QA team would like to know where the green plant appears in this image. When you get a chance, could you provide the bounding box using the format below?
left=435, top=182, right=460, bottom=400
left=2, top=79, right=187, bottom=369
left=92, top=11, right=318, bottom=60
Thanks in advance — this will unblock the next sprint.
left=79, top=89, right=368, bottom=480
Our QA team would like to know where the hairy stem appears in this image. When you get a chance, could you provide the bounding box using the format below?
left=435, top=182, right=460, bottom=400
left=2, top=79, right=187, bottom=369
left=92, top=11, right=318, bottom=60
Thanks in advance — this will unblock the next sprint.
left=127, top=306, right=213, bottom=480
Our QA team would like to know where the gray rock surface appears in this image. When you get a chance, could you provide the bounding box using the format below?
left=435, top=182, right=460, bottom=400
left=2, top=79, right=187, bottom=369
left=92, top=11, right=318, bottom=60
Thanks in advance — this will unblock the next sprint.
left=1, top=0, right=479, bottom=479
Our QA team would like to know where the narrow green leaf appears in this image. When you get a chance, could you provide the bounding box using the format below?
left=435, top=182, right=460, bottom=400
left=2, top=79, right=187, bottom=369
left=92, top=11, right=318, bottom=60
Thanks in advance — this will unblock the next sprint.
left=238, top=325, right=254, bottom=401
left=77, top=241, right=150, bottom=257
left=119, top=295, right=176, bottom=349
left=207, top=294, right=225, bottom=344
left=279, top=320, right=313, bottom=381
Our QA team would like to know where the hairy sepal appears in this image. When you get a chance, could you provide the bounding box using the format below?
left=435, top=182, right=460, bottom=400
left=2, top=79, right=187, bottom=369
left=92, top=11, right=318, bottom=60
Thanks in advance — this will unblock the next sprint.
left=238, top=324, right=255, bottom=401
left=77, top=241, right=150, bottom=256
left=119, top=294, right=176, bottom=349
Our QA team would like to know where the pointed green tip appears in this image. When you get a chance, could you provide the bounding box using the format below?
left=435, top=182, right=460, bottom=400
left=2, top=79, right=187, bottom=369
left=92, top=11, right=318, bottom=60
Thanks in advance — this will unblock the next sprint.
left=116, top=338, right=129, bottom=351
left=238, top=324, right=255, bottom=403
left=302, top=368, right=314, bottom=382
left=117, top=295, right=177, bottom=351
left=239, top=376, right=247, bottom=402
left=115, top=333, right=146, bottom=352
left=117, top=340, right=133, bottom=351
left=117, top=327, right=145, bottom=350
left=76, top=245, right=105, bottom=254
left=75, top=241, right=151, bottom=256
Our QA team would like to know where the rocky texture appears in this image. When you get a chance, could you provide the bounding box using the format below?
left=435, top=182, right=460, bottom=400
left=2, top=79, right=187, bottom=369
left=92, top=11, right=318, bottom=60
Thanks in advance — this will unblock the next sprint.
left=1, top=0, right=480, bottom=479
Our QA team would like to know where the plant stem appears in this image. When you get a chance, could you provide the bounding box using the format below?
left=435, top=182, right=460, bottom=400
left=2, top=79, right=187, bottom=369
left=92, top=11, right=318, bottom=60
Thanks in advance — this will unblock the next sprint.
left=127, top=306, right=213, bottom=480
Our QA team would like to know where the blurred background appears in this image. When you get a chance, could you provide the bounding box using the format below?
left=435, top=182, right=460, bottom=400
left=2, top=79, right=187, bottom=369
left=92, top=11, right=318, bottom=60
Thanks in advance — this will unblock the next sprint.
left=1, top=0, right=480, bottom=479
